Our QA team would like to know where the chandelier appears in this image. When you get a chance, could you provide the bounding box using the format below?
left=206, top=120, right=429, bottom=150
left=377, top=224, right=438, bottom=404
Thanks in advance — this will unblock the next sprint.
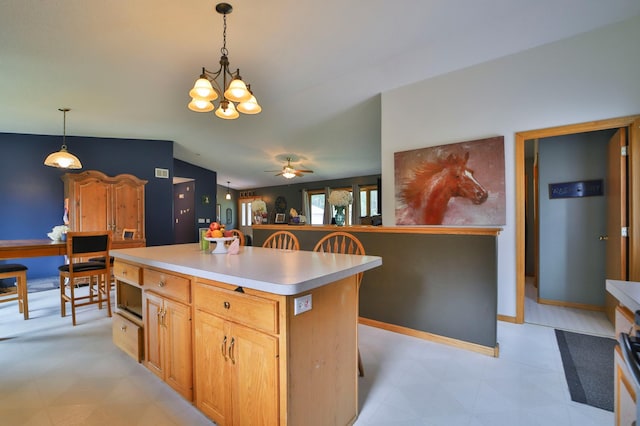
left=44, top=108, right=82, bottom=169
left=188, top=3, right=261, bottom=120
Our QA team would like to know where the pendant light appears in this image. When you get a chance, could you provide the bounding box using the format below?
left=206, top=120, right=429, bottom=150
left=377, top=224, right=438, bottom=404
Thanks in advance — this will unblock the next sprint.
left=225, top=181, right=232, bottom=200
left=44, top=108, right=82, bottom=169
left=188, top=3, right=261, bottom=119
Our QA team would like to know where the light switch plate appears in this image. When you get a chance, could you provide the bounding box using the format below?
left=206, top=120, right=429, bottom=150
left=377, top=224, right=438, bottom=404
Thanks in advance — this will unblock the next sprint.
left=294, top=294, right=312, bottom=315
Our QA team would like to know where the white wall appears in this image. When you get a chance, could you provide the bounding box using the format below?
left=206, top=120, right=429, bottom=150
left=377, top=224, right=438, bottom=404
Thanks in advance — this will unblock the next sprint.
left=380, top=15, right=640, bottom=317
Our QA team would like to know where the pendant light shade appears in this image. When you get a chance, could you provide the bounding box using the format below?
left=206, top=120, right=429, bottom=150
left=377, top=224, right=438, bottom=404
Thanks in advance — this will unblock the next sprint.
left=225, top=181, right=232, bottom=200
left=44, top=108, right=82, bottom=169
left=215, top=100, right=239, bottom=119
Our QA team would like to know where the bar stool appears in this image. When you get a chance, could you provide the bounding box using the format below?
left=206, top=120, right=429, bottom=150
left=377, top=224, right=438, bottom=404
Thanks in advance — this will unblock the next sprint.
left=0, top=263, right=29, bottom=320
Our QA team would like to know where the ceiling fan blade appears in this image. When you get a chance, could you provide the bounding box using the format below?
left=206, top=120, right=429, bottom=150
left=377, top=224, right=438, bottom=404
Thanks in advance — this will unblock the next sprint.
left=274, top=171, right=284, bottom=176
left=296, top=169, right=313, bottom=173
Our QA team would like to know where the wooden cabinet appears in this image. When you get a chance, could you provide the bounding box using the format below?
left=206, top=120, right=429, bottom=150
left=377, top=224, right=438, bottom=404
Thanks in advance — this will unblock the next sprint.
left=194, top=284, right=279, bottom=425
left=144, top=268, right=193, bottom=401
left=615, top=345, right=637, bottom=426
left=62, top=170, right=146, bottom=245
left=193, top=277, right=358, bottom=426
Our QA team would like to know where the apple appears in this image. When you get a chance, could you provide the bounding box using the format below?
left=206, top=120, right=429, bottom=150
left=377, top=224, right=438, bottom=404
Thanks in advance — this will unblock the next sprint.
left=224, top=230, right=233, bottom=237
left=209, top=222, right=220, bottom=231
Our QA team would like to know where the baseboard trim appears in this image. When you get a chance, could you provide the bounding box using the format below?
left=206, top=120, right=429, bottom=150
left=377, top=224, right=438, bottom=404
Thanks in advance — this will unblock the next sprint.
left=359, top=317, right=499, bottom=357
left=537, top=297, right=604, bottom=312
left=497, top=314, right=518, bottom=323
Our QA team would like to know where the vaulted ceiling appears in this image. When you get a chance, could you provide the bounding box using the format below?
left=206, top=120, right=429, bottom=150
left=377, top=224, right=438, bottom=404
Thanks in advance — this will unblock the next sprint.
left=2, top=1, right=639, bottom=189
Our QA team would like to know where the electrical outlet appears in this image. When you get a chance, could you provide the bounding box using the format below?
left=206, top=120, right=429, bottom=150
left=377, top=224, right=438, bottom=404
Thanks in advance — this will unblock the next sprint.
left=294, top=294, right=312, bottom=315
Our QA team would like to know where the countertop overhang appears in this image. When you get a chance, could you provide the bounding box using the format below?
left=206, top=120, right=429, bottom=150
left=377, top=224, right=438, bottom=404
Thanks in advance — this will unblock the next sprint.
left=607, top=279, right=640, bottom=313
left=111, top=243, right=382, bottom=295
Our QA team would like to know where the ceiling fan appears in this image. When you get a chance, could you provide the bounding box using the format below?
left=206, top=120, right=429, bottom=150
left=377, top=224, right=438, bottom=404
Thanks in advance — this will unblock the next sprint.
left=266, top=157, right=314, bottom=179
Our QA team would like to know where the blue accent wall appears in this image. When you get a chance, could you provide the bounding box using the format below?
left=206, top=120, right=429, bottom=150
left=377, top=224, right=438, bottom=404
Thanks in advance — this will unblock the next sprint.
left=0, top=132, right=176, bottom=279
left=174, top=158, right=218, bottom=242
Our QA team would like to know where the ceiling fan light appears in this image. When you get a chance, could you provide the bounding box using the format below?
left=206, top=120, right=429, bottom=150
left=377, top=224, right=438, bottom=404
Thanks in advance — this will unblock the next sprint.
left=282, top=171, right=296, bottom=179
left=215, top=100, right=239, bottom=119
left=237, top=95, right=262, bottom=114
left=44, top=148, right=82, bottom=169
left=188, top=98, right=215, bottom=112
left=224, top=78, right=252, bottom=103
left=189, top=78, right=218, bottom=101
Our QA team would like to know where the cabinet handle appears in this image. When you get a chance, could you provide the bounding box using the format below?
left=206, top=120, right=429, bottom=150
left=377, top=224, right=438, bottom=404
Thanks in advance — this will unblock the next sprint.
left=223, top=301, right=231, bottom=309
left=121, top=270, right=127, bottom=275
left=120, top=325, right=127, bottom=332
left=221, top=336, right=228, bottom=360
left=158, top=280, right=165, bottom=288
left=229, top=337, right=236, bottom=364
left=161, top=308, right=167, bottom=327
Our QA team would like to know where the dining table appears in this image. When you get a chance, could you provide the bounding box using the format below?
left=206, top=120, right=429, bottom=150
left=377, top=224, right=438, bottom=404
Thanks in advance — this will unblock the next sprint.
left=0, top=239, right=67, bottom=260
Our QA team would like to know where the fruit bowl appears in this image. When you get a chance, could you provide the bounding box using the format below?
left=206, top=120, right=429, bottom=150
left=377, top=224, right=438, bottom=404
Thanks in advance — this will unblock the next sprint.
left=204, top=236, right=236, bottom=254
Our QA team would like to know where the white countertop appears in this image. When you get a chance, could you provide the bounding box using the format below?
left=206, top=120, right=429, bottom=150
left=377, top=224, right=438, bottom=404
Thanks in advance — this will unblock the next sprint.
left=606, top=279, right=640, bottom=313
left=111, top=243, right=382, bottom=295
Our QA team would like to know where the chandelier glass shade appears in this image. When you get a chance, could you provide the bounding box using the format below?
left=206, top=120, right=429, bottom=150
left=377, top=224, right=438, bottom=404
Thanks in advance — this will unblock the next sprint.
left=188, top=3, right=261, bottom=120
left=44, top=108, right=82, bottom=169
left=225, top=181, right=232, bottom=199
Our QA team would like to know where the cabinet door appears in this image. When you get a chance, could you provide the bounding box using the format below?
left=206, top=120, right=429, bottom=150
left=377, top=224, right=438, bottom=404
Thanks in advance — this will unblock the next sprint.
left=230, top=323, right=279, bottom=426
left=164, top=298, right=193, bottom=400
left=75, top=178, right=110, bottom=232
left=195, top=309, right=230, bottom=425
left=112, top=179, right=144, bottom=240
left=144, top=292, right=164, bottom=378
left=615, top=347, right=637, bottom=426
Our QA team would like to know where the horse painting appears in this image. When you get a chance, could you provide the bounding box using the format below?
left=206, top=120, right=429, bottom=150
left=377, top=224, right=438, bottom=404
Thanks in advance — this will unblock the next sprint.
left=400, top=151, right=488, bottom=225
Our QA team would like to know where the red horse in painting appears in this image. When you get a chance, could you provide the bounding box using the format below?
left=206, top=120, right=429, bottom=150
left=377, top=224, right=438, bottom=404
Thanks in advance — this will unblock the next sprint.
left=401, top=151, right=488, bottom=224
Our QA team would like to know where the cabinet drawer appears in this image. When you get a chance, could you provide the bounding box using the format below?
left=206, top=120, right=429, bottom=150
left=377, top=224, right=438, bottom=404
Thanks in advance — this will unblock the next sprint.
left=143, top=268, right=191, bottom=303
left=113, top=261, right=141, bottom=286
left=194, top=282, right=279, bottom=334
left=112, top=314, right=143, bottom=362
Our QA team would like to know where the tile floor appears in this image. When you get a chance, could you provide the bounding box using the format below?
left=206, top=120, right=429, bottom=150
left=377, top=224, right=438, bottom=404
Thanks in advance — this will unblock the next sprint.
left=1, top=287, right=614, bottom=426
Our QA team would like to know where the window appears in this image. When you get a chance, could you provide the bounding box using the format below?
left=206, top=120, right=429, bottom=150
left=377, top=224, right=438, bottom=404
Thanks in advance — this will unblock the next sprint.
left=308, top=191, right=325, bottom=225
left=239, top=197, right=262, bottom=226
left=360, top=185, right=379, bottom=217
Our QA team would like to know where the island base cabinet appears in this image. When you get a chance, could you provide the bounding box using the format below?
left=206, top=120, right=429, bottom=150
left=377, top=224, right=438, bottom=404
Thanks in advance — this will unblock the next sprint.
left=144, top=292, right=193, bottom=401
left=615, top=345, right=637, bottom=426
left=194, top=306, right=279, bottom=426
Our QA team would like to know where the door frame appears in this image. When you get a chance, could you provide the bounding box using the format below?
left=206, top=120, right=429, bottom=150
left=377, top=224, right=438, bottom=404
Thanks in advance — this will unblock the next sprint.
left=514, top=114, right=640, bottom=324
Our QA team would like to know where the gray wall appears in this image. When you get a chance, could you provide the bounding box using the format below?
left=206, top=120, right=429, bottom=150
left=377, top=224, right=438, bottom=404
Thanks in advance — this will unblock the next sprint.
left=538, top=130, right=613, bottom=306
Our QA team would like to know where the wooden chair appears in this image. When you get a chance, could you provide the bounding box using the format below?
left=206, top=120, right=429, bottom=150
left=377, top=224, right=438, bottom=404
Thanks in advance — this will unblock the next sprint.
left=0, top=263, right=29, bottom=320
left=230, top=229, right=245, bottom=246
left=262, top=231, right=300, bottom=250
left=313, top=232, right=366, bottom=377
left=59, top=231, right=112, bottom=326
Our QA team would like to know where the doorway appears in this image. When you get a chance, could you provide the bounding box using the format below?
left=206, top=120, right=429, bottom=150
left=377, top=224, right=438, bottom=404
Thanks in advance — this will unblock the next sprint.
left=515, top=115, right=640, bottom=324
left=173, top=178, right=195, bottom=244
left=523, top=131, right=615, bottom=336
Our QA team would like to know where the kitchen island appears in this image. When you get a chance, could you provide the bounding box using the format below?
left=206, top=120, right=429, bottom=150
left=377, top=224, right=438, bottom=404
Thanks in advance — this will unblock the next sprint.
left=111, top=243, right=382, bottom=426
left=606, top=279, right=640, bottom=426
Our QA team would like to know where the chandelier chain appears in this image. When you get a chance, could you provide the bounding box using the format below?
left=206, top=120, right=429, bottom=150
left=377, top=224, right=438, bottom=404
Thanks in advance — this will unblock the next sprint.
left=220, top=12, right=228, bottom=56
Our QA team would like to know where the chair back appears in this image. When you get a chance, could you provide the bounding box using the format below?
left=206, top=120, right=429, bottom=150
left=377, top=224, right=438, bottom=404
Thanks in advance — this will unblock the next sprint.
left=313, top=232, right=365, bottom=285
left=262, top=231, right=300, bottom=250
left=230, top=229, right=245, bottom=246
left=66, top=231, right=112, bottom=269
